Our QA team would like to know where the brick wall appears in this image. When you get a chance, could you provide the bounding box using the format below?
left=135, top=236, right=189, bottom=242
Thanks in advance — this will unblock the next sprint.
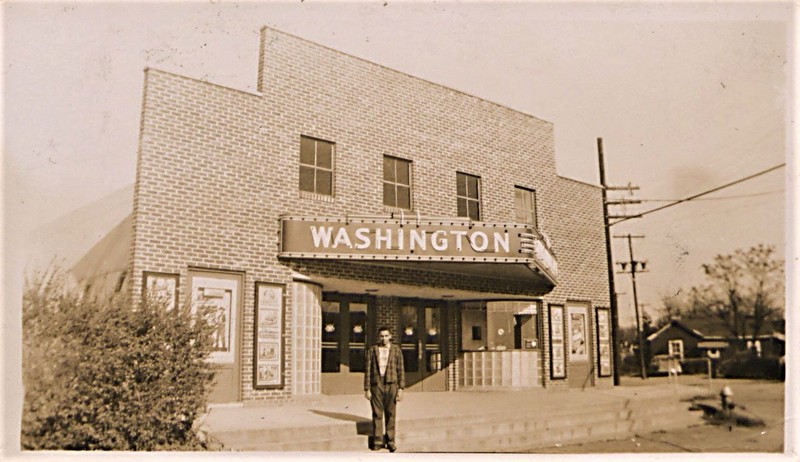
left=131, top=27, right=611, bottom=401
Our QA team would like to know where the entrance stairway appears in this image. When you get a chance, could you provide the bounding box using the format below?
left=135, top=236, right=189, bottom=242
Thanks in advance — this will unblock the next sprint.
left=201, top=386, right=704, bottom=452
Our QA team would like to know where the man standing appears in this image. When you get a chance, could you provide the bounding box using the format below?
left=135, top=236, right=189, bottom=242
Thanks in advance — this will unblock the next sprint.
left=364, top=326, right=404, bottom=452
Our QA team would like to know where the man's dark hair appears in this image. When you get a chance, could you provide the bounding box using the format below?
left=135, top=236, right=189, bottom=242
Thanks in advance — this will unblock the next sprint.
left=378, top=326, right=391, bottom=333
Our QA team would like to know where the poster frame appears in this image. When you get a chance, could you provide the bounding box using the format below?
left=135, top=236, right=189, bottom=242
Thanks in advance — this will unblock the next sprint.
left=595, top=306, right=613, bottom=378
left=253, top=282, right=286, bottom=390
left=549, top=304, right=567, bottom=380
left=142, top=271, right=179, bottom=311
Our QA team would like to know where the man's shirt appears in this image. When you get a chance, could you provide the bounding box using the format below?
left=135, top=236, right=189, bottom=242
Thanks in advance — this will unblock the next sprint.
left=378, top=344, right=391, bottom=376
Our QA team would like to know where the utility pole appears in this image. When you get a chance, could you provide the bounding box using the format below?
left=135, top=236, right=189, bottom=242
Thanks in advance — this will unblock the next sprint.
left=615, top=234, right=648, bottom=379
left=598, top=138, right=642, bottom=386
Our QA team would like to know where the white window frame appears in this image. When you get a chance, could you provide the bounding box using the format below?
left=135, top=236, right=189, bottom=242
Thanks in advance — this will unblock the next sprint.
left=668, top=339, right=684, bottom=360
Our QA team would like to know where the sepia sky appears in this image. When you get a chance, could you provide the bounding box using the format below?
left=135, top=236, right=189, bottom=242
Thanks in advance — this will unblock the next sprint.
left=3, top=0, right=791, bottom=329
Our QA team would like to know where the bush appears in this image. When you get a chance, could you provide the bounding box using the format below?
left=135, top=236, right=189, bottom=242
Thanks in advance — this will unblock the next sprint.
left=620, top=353, right=643, bottom=376
left=680, top=358, right=714, bottom=376
left=22, top=268, right=216, bottom=450
left=718, top=351, right=782, bottom=380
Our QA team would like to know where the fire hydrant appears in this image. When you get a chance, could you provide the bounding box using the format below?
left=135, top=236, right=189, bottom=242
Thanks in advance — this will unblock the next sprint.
left=720, top=385, right=735, bottom=414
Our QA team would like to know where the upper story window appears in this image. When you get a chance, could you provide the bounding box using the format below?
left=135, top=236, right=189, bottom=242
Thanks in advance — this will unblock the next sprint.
left=456, top=172, right=481, bottom=220
left=514, top=187, right=538, bottom=228
left=383, top=156, right=412, bottom=209
left=299, top=136, right=334, bottom=196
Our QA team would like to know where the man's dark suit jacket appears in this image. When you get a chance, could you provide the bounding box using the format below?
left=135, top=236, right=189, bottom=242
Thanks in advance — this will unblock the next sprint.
left=364, top=343, right=405, bottom=390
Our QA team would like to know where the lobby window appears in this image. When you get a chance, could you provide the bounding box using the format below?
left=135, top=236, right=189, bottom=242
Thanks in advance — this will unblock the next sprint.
left=514, top=186, right=538, bottom=228
left=460, top=301, right=539, bottom=351
left=457, top=172, right=481, bottom=220
left=383, top=156, right=412, bottom=209
left=299, top=136, right=334, bottom=196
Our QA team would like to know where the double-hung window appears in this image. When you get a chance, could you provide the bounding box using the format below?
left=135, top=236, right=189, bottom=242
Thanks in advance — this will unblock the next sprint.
left=668, top=339, right=684, bottom=360
left=456, top=172, right=481, bottom=220
left=383, top=156, right=412, bottom=209
left=514, top=187, right=538, bottom=228
left=299, top=136, right=334, bottom=196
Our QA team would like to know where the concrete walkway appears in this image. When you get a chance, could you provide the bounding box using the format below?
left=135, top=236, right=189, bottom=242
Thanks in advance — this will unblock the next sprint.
left=197, top=380, right=708, bottom=450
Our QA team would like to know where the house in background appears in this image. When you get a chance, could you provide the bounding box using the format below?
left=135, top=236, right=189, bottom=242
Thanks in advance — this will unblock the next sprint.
left=647, top=316, right=785, bottom=373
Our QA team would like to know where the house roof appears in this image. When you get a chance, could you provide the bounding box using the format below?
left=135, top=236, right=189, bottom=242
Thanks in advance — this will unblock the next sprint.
left=648, top=315, right=786, bottom=343
left=70, top=214, right=132, bottom=295
left=646, top=319, right=705, bottom=342
left=697, top=341, right=730, bottom=349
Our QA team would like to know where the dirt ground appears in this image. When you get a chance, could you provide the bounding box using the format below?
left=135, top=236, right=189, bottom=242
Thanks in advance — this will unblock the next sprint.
left=533, top=377, right=786, bottom=453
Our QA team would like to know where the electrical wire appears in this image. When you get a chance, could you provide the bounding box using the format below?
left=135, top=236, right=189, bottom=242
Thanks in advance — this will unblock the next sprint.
left=637, top=189, right=783, bottom=202
left=609, top=163, right=786, bottom=226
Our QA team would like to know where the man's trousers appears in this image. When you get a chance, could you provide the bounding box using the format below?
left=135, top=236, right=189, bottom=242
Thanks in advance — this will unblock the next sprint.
left=369, top=379, right=398, bottom=445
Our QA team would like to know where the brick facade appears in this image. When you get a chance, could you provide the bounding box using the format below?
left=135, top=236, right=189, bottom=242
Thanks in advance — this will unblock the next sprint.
left=130, top=27, right=612, bottom=402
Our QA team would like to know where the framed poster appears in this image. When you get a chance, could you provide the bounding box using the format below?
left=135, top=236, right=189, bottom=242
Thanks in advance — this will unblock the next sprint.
left=549, top=304, right=566, bottom=379
left=143, top=272, right=179, bottom=311
left=569, top=310, right=588, bottom=360
left=254, top=282, right=285, bottom=389
left=596, top=307, right=613, bottom=377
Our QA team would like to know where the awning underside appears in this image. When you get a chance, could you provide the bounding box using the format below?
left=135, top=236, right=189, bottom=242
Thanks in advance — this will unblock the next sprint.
left=286, top=259, right=556, bottom=300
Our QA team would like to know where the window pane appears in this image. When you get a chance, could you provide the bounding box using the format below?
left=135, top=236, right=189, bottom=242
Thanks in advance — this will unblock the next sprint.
left=299, top=166, right=315, bottom=192
left=467, top=175, right=479, bottom=199
left=397, top=186, right=411, bottom=210
left=514, top=188, right=526, bottom=222
left=456, top=173, right=466, bottom=197
left=322, top=301, right=340, bottom=372
left=300, top=137, right=315, bottom=166
left=350, top=348, right=366, bottom=373
left=349, top=304, right=367, bottom=344
left=425, top=307, right=440, bottom=346
left=461, top=309, right=487, bottom=351
left=487, top=311, right=514, bottom=350
left=349, top=303, right=368, bottom=373
left=400, top=306, right=419, bottom=373
left=322, top=302, right=340, bottom=343
left=322, top=349, right=340, bottom=372
left=316, top=141, right=332, bottom=169
left=383, top=182, right=396, bottom=207
left=468, top=200, right=480, bottom=220
left=457, top=197, right=468, bottom=217
left=396, top=159, right=410, bottom=185
left=383, top=156, right=395, bottom=182
left=316, top=170, right=332, bottom=195
left=514, top=314, right=539, bottom=349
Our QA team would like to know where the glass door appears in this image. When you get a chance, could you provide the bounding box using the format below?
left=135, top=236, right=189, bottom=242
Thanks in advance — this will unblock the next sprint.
left=400, top=301, right=446, bottom=391
left=320, top=294, right=373, bottom=394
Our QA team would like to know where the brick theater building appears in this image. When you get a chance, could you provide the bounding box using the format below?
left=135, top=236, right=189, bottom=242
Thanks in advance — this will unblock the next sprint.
left=109, top=27, right=614, bottom=403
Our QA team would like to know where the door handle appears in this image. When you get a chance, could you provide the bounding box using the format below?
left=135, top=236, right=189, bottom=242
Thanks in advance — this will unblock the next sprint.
left=418, top=340, right=423, bottom=360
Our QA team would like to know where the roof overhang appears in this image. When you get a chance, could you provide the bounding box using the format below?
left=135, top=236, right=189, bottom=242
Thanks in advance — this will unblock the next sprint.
left=698, top=341, right=730, bottom=349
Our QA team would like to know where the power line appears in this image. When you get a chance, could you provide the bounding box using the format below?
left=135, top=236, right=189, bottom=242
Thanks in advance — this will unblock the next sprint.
left=637, top=189, right=783, bottom=202
left=610, top=163, right=785, bottom=226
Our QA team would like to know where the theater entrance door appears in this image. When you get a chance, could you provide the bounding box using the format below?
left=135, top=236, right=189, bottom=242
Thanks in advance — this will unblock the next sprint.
left=399, top=301, right=446, bottom=392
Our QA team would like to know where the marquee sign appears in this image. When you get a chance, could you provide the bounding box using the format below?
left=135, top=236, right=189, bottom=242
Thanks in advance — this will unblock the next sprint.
left=279, top=216, right=549, bottom=265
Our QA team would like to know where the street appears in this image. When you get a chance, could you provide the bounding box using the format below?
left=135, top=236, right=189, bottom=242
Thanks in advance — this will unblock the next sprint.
left=533, top=377, right=785, bottom=453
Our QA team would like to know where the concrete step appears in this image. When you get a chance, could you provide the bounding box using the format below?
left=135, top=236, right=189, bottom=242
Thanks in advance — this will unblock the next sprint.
left=402, top=403, right=702, bottom=452
left=209, top=393, right=702, bottom=451
left=213, top=422, right=357, bottom=449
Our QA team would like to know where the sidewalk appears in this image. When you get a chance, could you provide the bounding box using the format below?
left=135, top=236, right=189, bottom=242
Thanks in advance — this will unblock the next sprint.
left=197, top=380, right=708, bottom=451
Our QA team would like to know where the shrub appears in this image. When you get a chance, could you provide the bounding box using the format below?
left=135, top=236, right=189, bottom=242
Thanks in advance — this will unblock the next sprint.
left=718, top=351, right=782, bottom=380
left=680, top=358, right=714, bottom=376
left=22, top=268, right=216, bottom=450
left=620, top=353, right=643, bottom=376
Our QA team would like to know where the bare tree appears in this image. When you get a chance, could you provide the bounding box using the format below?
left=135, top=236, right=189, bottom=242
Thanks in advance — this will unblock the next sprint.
left=654, top=291, right=692, bottom=329
left=689, top=244, right=784, bottom=343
